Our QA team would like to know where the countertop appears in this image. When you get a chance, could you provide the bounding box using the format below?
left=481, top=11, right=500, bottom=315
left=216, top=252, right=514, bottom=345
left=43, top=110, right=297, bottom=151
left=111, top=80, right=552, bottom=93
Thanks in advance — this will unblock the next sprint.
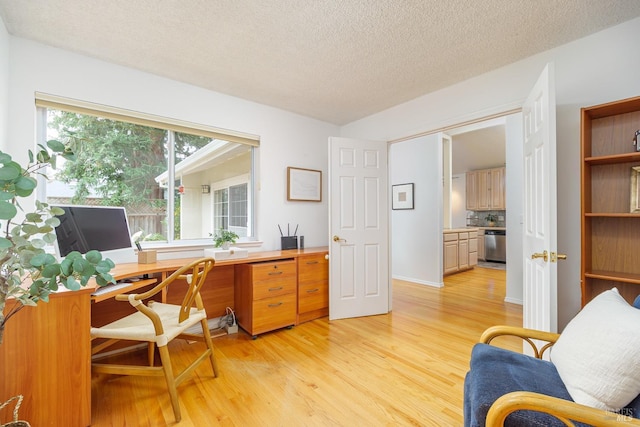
left=443, top=227, right=479, bottom=233
left=443, top=226, right=506, bottom=232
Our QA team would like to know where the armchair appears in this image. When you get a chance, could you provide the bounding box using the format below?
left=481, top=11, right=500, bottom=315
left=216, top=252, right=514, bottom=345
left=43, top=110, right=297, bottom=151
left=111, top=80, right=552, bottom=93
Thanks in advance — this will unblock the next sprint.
left=464, top=324, right=640, bottom=426
left=465, top=288, right=640, bottom=426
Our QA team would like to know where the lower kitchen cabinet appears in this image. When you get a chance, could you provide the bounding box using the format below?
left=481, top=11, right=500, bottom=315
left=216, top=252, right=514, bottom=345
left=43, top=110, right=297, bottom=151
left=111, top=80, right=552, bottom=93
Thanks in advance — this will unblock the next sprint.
left=443, top=229, right=478, bottom=275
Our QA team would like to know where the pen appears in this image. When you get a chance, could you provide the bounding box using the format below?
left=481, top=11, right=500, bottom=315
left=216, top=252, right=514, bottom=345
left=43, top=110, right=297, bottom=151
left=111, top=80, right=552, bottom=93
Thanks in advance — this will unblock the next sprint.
left=135, top=241, right=143, bottom=251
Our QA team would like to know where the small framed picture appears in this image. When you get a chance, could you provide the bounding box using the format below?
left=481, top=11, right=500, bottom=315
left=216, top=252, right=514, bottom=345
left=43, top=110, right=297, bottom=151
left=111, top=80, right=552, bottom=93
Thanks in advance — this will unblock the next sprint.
left=287, top=167, right=322, bottom=202
left=392, top=183, right=414, bottom=210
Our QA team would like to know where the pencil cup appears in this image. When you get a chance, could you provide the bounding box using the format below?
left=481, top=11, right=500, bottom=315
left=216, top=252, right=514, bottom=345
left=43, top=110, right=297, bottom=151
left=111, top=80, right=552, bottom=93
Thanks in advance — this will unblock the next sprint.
left=138, top=250, right=157, bottom=264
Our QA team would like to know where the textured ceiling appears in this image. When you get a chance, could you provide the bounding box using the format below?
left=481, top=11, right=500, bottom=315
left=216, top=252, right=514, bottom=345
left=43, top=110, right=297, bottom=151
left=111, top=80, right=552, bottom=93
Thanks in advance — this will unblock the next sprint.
left=1, top=0, right=640, bottom=125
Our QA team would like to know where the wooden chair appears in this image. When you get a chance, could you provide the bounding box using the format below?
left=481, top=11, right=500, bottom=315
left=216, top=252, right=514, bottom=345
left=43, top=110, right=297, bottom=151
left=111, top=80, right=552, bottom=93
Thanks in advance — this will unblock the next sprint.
left=465, top=325, right=640, bottom=426
left=90, top=258, right=219, bottom=422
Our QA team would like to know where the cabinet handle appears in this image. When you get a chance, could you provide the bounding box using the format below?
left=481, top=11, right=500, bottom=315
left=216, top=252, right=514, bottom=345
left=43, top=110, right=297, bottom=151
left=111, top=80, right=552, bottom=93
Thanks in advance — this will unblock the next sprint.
left=268, top=302, right=283, bottom=307
left=268, top=271, right=283, bottom=276
left=269, top=286, right=284, bottom=292
left=306, top=260, right=319, bottom=265
left=306, top=288, right=319, bottom=293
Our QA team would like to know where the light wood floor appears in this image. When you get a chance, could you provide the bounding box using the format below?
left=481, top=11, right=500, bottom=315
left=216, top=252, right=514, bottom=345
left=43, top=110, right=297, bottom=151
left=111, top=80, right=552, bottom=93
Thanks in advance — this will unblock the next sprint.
left=91, top=267, right=521, bottom=426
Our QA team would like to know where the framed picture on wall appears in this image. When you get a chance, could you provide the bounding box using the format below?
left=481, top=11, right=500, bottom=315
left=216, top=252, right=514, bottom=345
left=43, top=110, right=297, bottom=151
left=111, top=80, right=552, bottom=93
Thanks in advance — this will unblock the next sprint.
left=287, top=167, right=322, bottom=202
left=392, top=183, right=414, bottom=210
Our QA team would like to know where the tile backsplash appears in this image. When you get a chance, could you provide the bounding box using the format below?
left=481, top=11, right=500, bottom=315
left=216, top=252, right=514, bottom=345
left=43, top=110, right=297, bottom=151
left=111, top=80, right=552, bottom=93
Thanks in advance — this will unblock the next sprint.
left=466, top=210, right=506, bottom=227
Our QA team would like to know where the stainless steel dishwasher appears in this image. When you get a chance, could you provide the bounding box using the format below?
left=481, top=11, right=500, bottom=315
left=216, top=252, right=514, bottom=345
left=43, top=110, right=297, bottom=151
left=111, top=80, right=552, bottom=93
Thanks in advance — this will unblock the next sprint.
left=484, top=230, right=506, bottom=263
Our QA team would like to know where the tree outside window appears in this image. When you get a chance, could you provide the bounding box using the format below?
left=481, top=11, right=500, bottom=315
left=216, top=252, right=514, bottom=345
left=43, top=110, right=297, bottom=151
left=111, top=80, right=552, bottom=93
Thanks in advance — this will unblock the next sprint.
left=42, top=109, right=253, bottom=243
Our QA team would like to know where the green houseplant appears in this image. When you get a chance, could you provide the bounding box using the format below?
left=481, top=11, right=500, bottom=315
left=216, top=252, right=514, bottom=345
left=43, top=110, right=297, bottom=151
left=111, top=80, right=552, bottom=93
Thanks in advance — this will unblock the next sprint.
left=0, top=141, right=115, bottom=344
left=485, top=213, right=498, bottom=226
left=212, top=229, right=239, bottom=249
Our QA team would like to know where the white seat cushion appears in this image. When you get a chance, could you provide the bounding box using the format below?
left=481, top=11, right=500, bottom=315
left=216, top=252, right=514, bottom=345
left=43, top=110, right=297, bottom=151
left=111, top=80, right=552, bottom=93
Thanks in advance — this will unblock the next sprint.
left=550, top=288, right=640, bottom=411
left=91, top=302, right=206, bottom=345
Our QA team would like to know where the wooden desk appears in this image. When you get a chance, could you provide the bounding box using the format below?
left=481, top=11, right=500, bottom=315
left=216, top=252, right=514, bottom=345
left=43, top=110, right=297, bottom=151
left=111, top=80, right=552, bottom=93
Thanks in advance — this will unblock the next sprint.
left=0, top=247, right=328, bottom=426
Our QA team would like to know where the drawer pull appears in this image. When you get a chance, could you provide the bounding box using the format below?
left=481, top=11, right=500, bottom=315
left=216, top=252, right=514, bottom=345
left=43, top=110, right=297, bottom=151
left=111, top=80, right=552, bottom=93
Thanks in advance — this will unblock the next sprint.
left=268, top=271, right=283, bottom=276
left=306, top=260, right=319, bottom=265
left=306, top=288, right=320, bottom=293
left=268, top=302, right=283, bottom=308
left=269, top=286, right=284, bottom=292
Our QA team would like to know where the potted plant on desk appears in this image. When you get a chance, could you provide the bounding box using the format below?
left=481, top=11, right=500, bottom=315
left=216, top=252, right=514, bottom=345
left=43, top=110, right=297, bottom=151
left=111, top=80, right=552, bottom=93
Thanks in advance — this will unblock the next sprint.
left=0, top=142, right=116, bottom=345
left=212, top=228, right=239, bottom=250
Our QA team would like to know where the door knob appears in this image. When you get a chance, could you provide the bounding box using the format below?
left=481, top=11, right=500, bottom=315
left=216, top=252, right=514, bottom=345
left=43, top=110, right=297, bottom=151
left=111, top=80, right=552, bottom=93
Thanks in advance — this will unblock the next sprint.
left=333, top=235, right=345, bottom=242
left=550, top=252, right=567, bottom=262
left=531, top=250, right=548, bottom=262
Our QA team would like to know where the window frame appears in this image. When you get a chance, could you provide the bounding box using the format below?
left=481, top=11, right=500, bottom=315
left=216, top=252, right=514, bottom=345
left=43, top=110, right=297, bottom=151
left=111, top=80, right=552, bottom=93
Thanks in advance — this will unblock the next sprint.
left=35, top=93, right=259, bottom=247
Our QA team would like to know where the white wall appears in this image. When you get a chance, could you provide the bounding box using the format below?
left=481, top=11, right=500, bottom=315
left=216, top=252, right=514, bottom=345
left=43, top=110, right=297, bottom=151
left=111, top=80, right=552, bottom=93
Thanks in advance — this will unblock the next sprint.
left=341, top=17, right=640, bottom=330
left=0, top=19, right=8, bottom=148
left=6, top=37, right=339, bottom=251
left=390, top=134, right=443, bottom=287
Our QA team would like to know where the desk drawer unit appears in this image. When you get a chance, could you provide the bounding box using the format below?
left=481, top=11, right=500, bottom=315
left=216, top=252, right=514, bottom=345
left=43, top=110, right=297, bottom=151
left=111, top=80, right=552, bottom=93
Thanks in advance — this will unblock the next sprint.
left=235, top=259, right=297, bottom=337
left=297, top=253, right=329, bottom=324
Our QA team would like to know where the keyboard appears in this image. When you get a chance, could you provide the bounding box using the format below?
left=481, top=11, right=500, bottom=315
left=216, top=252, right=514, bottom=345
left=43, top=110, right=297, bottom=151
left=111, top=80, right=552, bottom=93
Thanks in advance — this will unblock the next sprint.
left=92, top=281, right=135, bottom=296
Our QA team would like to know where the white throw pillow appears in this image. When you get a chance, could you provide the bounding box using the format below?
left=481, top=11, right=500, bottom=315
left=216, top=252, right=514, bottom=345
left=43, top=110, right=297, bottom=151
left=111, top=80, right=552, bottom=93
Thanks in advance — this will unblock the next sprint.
left=551, top=288, right=640, bottom=411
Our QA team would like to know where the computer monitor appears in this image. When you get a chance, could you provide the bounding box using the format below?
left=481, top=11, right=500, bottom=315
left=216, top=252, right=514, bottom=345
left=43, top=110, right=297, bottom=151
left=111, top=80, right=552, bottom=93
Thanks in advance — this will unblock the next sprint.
left=53, top=205, right=137, bottom=264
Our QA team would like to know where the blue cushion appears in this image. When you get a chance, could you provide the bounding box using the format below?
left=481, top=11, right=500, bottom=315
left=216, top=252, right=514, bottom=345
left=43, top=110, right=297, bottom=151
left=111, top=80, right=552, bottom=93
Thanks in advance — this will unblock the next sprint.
left=464, top=343, right=585, bottom=427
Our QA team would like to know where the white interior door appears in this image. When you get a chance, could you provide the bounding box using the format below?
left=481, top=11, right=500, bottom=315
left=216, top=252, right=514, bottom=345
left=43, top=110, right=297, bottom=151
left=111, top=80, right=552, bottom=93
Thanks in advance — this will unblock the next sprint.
left=522, top=63, right=558, bottom=334
left=328, top=137, right=390, bottom=320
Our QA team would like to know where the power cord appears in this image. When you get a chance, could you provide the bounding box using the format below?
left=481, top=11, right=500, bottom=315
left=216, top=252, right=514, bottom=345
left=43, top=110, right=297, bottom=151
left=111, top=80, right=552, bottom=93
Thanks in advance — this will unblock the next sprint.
left=218, top=307, right=238, bottom=334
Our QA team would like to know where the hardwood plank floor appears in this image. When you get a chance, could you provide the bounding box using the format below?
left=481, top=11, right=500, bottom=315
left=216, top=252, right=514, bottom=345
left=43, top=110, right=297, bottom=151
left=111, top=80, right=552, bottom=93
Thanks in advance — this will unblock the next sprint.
left=91, top=267, right=521, bottom=426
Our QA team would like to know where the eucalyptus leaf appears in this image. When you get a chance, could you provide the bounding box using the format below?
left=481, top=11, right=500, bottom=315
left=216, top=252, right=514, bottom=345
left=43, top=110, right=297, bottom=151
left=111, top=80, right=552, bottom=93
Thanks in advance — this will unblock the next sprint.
left=0, top=237, right=11, bottom=249
left=25, top=213, right=42, bottom=222
left=47, top=139, right=66, bottom=153
left=50, top=207, right=65, bottom=216
left=43, top=233, right=57, bottom=244
left=41, top=264, right=61, bottom=278
left=21, top=224, right=39, bottom=234
left=0, top=200, right=17, bottom=220
left=65, top=277, right=81, bottom=291
left=0, top=164, right=20, bottom=180
left=85, top=250, right=102, bottom=264
left=16, top=176, right=37, bottom=191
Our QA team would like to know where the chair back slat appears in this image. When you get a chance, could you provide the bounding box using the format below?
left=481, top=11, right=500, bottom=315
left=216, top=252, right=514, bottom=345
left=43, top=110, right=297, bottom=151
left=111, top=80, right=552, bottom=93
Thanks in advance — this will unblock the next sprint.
left=177, top=258, right=215, bottom=323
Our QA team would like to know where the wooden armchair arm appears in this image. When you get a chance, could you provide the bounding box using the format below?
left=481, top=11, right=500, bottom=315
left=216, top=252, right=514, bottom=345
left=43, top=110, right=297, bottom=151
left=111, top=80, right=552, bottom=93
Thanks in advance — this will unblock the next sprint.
left=486, top=391, right=640, bottom=427
left=480, top=325, right=561, bottom=359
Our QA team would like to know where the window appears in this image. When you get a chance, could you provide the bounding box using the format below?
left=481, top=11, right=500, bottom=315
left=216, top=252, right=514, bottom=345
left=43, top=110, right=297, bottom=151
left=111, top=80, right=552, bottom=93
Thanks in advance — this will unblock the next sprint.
left=35, top=93, right=258, bottom=244
left=214, top=183, right=249, bottom=237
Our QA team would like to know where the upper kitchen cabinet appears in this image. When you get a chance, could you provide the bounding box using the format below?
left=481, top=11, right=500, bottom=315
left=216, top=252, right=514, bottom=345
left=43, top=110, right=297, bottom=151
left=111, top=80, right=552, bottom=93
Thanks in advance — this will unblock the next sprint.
left=581, top=96, right=640, bottom=306
left=466, top=167, right=505, bottom=211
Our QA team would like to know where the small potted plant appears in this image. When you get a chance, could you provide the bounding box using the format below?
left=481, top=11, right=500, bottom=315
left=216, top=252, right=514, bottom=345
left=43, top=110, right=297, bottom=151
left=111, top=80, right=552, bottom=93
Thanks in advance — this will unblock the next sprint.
left=485, top=214, right=498, bottom=227
left=212, top=229, right=239, bottom=250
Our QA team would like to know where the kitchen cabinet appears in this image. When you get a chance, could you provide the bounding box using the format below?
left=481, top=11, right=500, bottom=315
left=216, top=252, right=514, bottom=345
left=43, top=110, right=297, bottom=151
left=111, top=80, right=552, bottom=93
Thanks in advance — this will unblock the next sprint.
left=581, top=96, right=640, bottom=306
left=477, top=229, right=485, bottom=261
left=443, top=229, right=478, bottom=275
left=490, top=167, right=505, bottom=209
left=466, top=171, right=478, bottom=210
left=466, top=167, right=505, bottom=211
left=443, top=233, right=459, bottom=275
